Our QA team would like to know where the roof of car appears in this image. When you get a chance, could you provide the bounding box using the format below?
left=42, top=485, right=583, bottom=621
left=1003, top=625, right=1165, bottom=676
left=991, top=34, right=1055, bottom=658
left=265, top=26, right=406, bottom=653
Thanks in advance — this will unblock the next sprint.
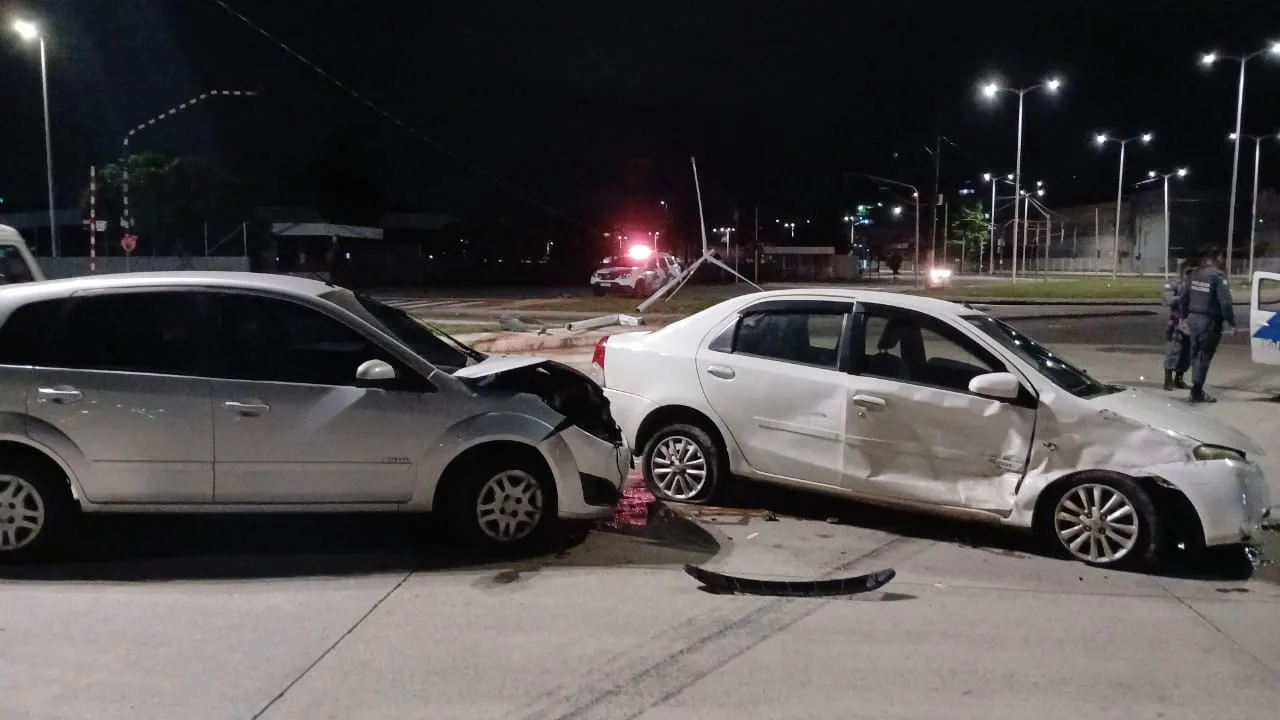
left=0, top=271, right=335, bottom=308
left=724, top=287, right=980, bottom=317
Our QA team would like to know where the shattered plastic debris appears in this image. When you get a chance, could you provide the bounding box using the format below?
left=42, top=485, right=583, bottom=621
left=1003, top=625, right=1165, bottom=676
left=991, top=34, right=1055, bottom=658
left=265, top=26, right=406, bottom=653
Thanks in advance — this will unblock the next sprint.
left=684, top=564, right=896, bottom=597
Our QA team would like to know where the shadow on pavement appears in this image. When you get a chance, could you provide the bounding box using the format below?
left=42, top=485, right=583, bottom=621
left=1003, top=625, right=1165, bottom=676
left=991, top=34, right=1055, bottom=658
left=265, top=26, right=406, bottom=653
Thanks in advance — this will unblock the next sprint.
left=708, top=479, right=1268, bottom=582
left=0, top=486, right=719, bottom=582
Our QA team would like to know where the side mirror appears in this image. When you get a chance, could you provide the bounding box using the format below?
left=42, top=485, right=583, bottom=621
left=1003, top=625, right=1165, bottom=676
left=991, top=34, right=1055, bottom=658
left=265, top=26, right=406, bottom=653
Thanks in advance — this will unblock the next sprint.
left=355, top=359, right=397, bottom=383
left=968, top=371, right=1020, bottom=400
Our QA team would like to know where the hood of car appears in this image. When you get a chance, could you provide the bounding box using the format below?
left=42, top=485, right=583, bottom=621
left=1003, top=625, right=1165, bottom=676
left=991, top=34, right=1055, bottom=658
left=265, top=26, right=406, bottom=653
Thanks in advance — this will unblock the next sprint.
left=450, top=354, right=547, bottom=379
left=1089, top=387, right=1265, bottom=457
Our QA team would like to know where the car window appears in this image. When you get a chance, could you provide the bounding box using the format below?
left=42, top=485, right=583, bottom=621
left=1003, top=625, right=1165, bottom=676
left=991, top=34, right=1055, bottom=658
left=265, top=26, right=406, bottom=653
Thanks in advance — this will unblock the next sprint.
left=0, top=245, right=36, bottom=285
left=1260, top=278, right=1280, bottom=312
left=861, top=308, right=1000, bottom=393
left=0, top=299, right=66, bottom=365
left=215, top=294, right=398, bottom=387
left=733, top=310, right=847, bottom=369
left=49, top=292, right=203, bottom=375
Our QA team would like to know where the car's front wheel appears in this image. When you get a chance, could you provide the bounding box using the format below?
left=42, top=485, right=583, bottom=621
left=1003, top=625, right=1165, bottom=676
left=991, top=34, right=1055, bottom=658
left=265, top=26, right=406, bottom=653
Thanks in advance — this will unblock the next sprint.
left=642, top=424, right=724, bottom=504
left=591, top=285, right=606, bottom=297
left=0, top=456, right=73, bottom=563
left=450, top=456, right=555, bottom=552
left=1043, top=474, right=1160, bottom=569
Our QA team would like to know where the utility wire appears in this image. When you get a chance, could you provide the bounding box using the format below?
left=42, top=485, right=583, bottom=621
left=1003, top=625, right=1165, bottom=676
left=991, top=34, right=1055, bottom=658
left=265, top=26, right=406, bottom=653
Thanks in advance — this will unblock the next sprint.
left=207, top=0, right=600, bottom=234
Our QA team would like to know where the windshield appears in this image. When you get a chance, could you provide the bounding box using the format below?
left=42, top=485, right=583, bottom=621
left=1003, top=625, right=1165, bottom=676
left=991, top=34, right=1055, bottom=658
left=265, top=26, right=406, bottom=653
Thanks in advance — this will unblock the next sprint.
left=964, top=315, right=1119, bottom=399
left=0, top=244, right=37, bottom=285
left=323, top=289, right=472, bottom=370
left=600, top=256, right=645, bottom=269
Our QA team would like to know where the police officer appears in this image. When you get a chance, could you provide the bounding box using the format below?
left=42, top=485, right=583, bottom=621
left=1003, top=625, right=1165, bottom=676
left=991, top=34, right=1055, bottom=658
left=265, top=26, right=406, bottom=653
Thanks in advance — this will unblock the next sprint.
left=1161, top=260, right=1195, bottom=391
left=1178, top=249, right=1237, bottom=403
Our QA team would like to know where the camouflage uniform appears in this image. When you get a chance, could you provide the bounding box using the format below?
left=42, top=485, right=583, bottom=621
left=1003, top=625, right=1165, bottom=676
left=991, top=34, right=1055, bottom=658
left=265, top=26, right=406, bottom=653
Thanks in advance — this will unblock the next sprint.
left=1161, top=271, right=1191, bottom=390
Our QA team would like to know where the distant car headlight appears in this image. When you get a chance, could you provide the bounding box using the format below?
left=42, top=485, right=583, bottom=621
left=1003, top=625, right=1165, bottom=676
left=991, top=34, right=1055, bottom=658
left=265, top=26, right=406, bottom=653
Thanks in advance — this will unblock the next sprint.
left=929, top=268, right=952, bottom=281
left=1193, top=444, right=1246, bottom=462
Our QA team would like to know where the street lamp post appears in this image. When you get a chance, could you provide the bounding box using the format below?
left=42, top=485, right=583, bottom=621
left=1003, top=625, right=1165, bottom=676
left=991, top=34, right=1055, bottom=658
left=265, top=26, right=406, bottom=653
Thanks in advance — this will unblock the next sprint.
left=848, top=173, right=922, bottom=286
left=983, top=173, right=998, bottom=274
left=1138, top=168, right=1189, bottom=279
left=1094, top=132, right=1154, bottom=276
left=1201, top=44, right=1280, bottom=278
left=1229, top=131, right=1279, bottom=278
left=980, top=76, right=1062, bottom=282
left=12, top=19, right=57, bottom=257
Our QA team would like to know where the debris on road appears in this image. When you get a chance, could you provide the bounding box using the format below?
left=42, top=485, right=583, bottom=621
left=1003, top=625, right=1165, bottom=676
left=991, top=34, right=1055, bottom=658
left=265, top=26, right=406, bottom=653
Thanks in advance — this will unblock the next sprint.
left=497, top=315, right=549, bottom=334
left=684, top=564, right=896, bottom=597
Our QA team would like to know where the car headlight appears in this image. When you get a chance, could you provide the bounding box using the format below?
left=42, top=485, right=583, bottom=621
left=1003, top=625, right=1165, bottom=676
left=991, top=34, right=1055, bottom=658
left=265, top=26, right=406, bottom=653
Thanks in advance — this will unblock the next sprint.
left=1193, top=444, right=1247, bottom=462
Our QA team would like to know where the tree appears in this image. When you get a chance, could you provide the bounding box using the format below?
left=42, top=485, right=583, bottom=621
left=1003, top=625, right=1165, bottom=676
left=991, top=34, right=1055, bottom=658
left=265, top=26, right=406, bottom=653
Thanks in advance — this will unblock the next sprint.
left=82, top=152, right=243, bottom=255
left=948, top=201, right=989, bottom=272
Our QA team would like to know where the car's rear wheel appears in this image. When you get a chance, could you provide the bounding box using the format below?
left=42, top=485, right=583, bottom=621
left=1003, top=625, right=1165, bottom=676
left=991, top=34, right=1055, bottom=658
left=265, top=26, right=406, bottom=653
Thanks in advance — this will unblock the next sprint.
left=0, top=457, right=73, bottom=563
left=450, top=456, right=555, bottom=552
left=1043, top=474, right=1159, bottom=569
left=592, top=285, right=606, bottom=297
left=642, top=424, right=724, bottom=504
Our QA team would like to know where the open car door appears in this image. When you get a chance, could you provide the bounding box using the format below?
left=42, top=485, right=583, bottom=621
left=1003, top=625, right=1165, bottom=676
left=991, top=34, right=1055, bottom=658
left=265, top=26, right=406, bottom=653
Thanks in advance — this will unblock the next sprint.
left=1252, top=271, right=1280, bottom=366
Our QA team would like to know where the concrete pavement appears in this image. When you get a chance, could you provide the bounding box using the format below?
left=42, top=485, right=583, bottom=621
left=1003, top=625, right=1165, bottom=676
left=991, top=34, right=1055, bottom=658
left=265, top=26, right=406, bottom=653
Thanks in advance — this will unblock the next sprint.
left=2, top=344, right=1278, bottom=719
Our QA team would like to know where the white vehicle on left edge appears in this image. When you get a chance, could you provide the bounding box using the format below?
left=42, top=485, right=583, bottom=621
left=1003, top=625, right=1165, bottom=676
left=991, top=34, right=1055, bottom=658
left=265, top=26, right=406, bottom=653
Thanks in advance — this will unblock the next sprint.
left=593, top=288, right=1271, bottom=569
left=0, top=272, right=629, bottom=561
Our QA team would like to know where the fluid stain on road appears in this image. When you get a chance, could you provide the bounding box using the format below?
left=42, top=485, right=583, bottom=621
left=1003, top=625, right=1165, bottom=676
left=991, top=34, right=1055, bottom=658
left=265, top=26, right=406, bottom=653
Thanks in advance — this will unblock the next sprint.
left=1252, top=525, right=1280, bottom=584
left=594, top=477, right=719, bottom=553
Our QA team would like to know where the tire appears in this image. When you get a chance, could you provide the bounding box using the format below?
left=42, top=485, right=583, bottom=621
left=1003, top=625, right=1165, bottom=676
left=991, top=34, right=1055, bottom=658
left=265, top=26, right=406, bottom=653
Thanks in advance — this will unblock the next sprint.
left=1040, top=473, right=1160, bottom=570
left=641, top=423, right=725, bottom=504
left=0, top=455, right=74, bottom=563
left=448, top=454, right=556, bottom=553
left=592, top=285, right=606, bottom=297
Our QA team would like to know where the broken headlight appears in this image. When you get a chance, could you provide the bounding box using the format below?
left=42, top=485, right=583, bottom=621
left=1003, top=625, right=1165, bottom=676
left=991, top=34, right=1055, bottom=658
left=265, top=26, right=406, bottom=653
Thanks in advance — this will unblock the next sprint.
left=1193, top=444, right=1246, bottom=462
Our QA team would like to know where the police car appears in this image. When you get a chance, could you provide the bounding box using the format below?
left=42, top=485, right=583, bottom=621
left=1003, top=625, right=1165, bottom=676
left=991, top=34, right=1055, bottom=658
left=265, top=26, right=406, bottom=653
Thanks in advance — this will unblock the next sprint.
left=1252, top=271, right=1280, bottom=366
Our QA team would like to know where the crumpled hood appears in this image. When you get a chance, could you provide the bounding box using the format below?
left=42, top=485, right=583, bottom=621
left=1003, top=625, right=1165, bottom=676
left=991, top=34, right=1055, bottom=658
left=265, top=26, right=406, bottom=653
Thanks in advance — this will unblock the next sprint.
left=1089, top=386, right=1265, bottom=457
left=451, top=354, right=547, bottom=379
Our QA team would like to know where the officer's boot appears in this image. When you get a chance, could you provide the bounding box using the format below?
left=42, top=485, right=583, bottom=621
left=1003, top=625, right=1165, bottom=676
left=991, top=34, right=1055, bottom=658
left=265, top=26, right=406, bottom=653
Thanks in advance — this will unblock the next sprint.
left=1172, top=372, right=1188, bottom=390
left=1163, top=370, right=1174, bottom=391
left=1190, top=384, right=1217, bottom=403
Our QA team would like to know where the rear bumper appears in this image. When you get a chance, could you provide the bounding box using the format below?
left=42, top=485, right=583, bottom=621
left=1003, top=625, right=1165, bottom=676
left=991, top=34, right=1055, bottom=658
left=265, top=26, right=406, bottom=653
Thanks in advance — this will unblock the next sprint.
left=1151, top=459, right=1272, bottom=547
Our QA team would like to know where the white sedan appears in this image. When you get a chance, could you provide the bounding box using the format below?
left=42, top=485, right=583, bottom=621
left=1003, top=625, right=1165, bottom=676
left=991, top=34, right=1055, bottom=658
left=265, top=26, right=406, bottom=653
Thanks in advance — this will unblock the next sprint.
left=593, top=288, right=1271, bottom=569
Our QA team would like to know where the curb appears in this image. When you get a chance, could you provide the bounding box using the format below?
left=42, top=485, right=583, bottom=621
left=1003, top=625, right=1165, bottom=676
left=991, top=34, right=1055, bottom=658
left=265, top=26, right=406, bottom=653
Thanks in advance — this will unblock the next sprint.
left=939, top=298, right=1250, bottom=307
left=996, top=309, right=1157, bottom=321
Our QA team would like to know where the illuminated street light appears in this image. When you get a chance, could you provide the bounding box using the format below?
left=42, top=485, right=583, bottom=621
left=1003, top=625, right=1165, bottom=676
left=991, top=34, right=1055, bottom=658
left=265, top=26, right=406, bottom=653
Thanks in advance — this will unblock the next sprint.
left=1200, top=42, right=1280, bottom=277
left=10, top=17, right=57, bottom=256
left=1095, top=131, right=1155, bottom=276
left=1227, top=130, right=1280, bottom=276
left=892, top=206, right=903, bottom=216
left=979, top=74, right=1063, bottom=281
left=1138, top=167, right=1191, bottom=278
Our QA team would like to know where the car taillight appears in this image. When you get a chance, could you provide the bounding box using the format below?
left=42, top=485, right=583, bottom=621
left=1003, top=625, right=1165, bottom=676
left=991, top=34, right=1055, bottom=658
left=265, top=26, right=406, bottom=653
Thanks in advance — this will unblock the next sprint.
left=591, top=336, right=608, bottom=375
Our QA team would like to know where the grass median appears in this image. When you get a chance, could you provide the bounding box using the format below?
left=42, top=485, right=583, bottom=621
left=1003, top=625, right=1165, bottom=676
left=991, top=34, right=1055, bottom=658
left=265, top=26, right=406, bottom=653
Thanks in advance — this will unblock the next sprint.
left=919, top=276, right=1252, bottom=301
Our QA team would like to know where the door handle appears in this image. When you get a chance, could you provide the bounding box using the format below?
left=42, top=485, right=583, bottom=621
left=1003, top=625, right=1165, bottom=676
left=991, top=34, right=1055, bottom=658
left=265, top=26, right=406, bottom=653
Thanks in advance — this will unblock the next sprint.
left=705, top=365, right=736, bottom=380
left=37, top=386, right=83, bottom=404
left=223, top=400, right=270, bottom=416
left=851, top=394, right=886, bottom=408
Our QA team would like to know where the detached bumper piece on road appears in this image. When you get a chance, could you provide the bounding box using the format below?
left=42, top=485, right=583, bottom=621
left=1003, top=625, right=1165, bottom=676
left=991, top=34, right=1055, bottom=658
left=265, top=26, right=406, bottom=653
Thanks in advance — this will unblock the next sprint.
left=683, top=564, right=896, bottom=597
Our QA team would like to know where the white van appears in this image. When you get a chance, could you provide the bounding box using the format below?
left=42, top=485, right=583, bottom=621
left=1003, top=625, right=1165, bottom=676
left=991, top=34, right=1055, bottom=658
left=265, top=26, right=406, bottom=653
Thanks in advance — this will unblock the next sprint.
left=1251, top=271, right=1280, bottom=366
left=0, top=225, right=44, bottom=285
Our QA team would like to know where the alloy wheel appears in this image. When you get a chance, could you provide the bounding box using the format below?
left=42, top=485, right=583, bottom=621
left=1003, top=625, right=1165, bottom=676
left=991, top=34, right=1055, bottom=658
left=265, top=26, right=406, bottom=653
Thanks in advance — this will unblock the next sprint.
left=650, top=436, right=708, bottom=500
left=1053, top=483, right=1140, bottom=564
left=0, top=474, right=45, bottom=552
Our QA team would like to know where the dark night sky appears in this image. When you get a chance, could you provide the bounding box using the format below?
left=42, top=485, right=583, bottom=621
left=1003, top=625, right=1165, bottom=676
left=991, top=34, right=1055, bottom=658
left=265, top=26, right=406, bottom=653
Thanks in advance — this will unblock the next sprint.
left=2, top=0, right=1280, bottom=233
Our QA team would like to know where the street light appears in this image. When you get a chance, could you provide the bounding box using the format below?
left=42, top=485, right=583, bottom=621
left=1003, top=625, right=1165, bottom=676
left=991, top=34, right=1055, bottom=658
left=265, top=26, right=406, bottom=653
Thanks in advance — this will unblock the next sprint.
left=1139, top=167, right=1190, bottom=279
left=1095, top=131, right=1154, bottom=276
left=1201, top=42, right=1280, bottom=278
left=979, top=75, right=1063, bottom=281
left=11, top=18, right=57, bottom=257
left=1229, top=130, right=1280, bottom=277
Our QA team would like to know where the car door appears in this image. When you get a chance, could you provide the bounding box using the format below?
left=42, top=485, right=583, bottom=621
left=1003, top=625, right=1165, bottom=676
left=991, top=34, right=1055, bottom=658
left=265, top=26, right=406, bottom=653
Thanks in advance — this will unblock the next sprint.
left=24, top=289, right=215, bottom=503
left=208, top=291, right=439, bottom=504
left=695, top=299, right=855, bottom=487
left=1251, top=271, right=1280, bottom=366
left=839, top=304, right=1036, bottom=514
